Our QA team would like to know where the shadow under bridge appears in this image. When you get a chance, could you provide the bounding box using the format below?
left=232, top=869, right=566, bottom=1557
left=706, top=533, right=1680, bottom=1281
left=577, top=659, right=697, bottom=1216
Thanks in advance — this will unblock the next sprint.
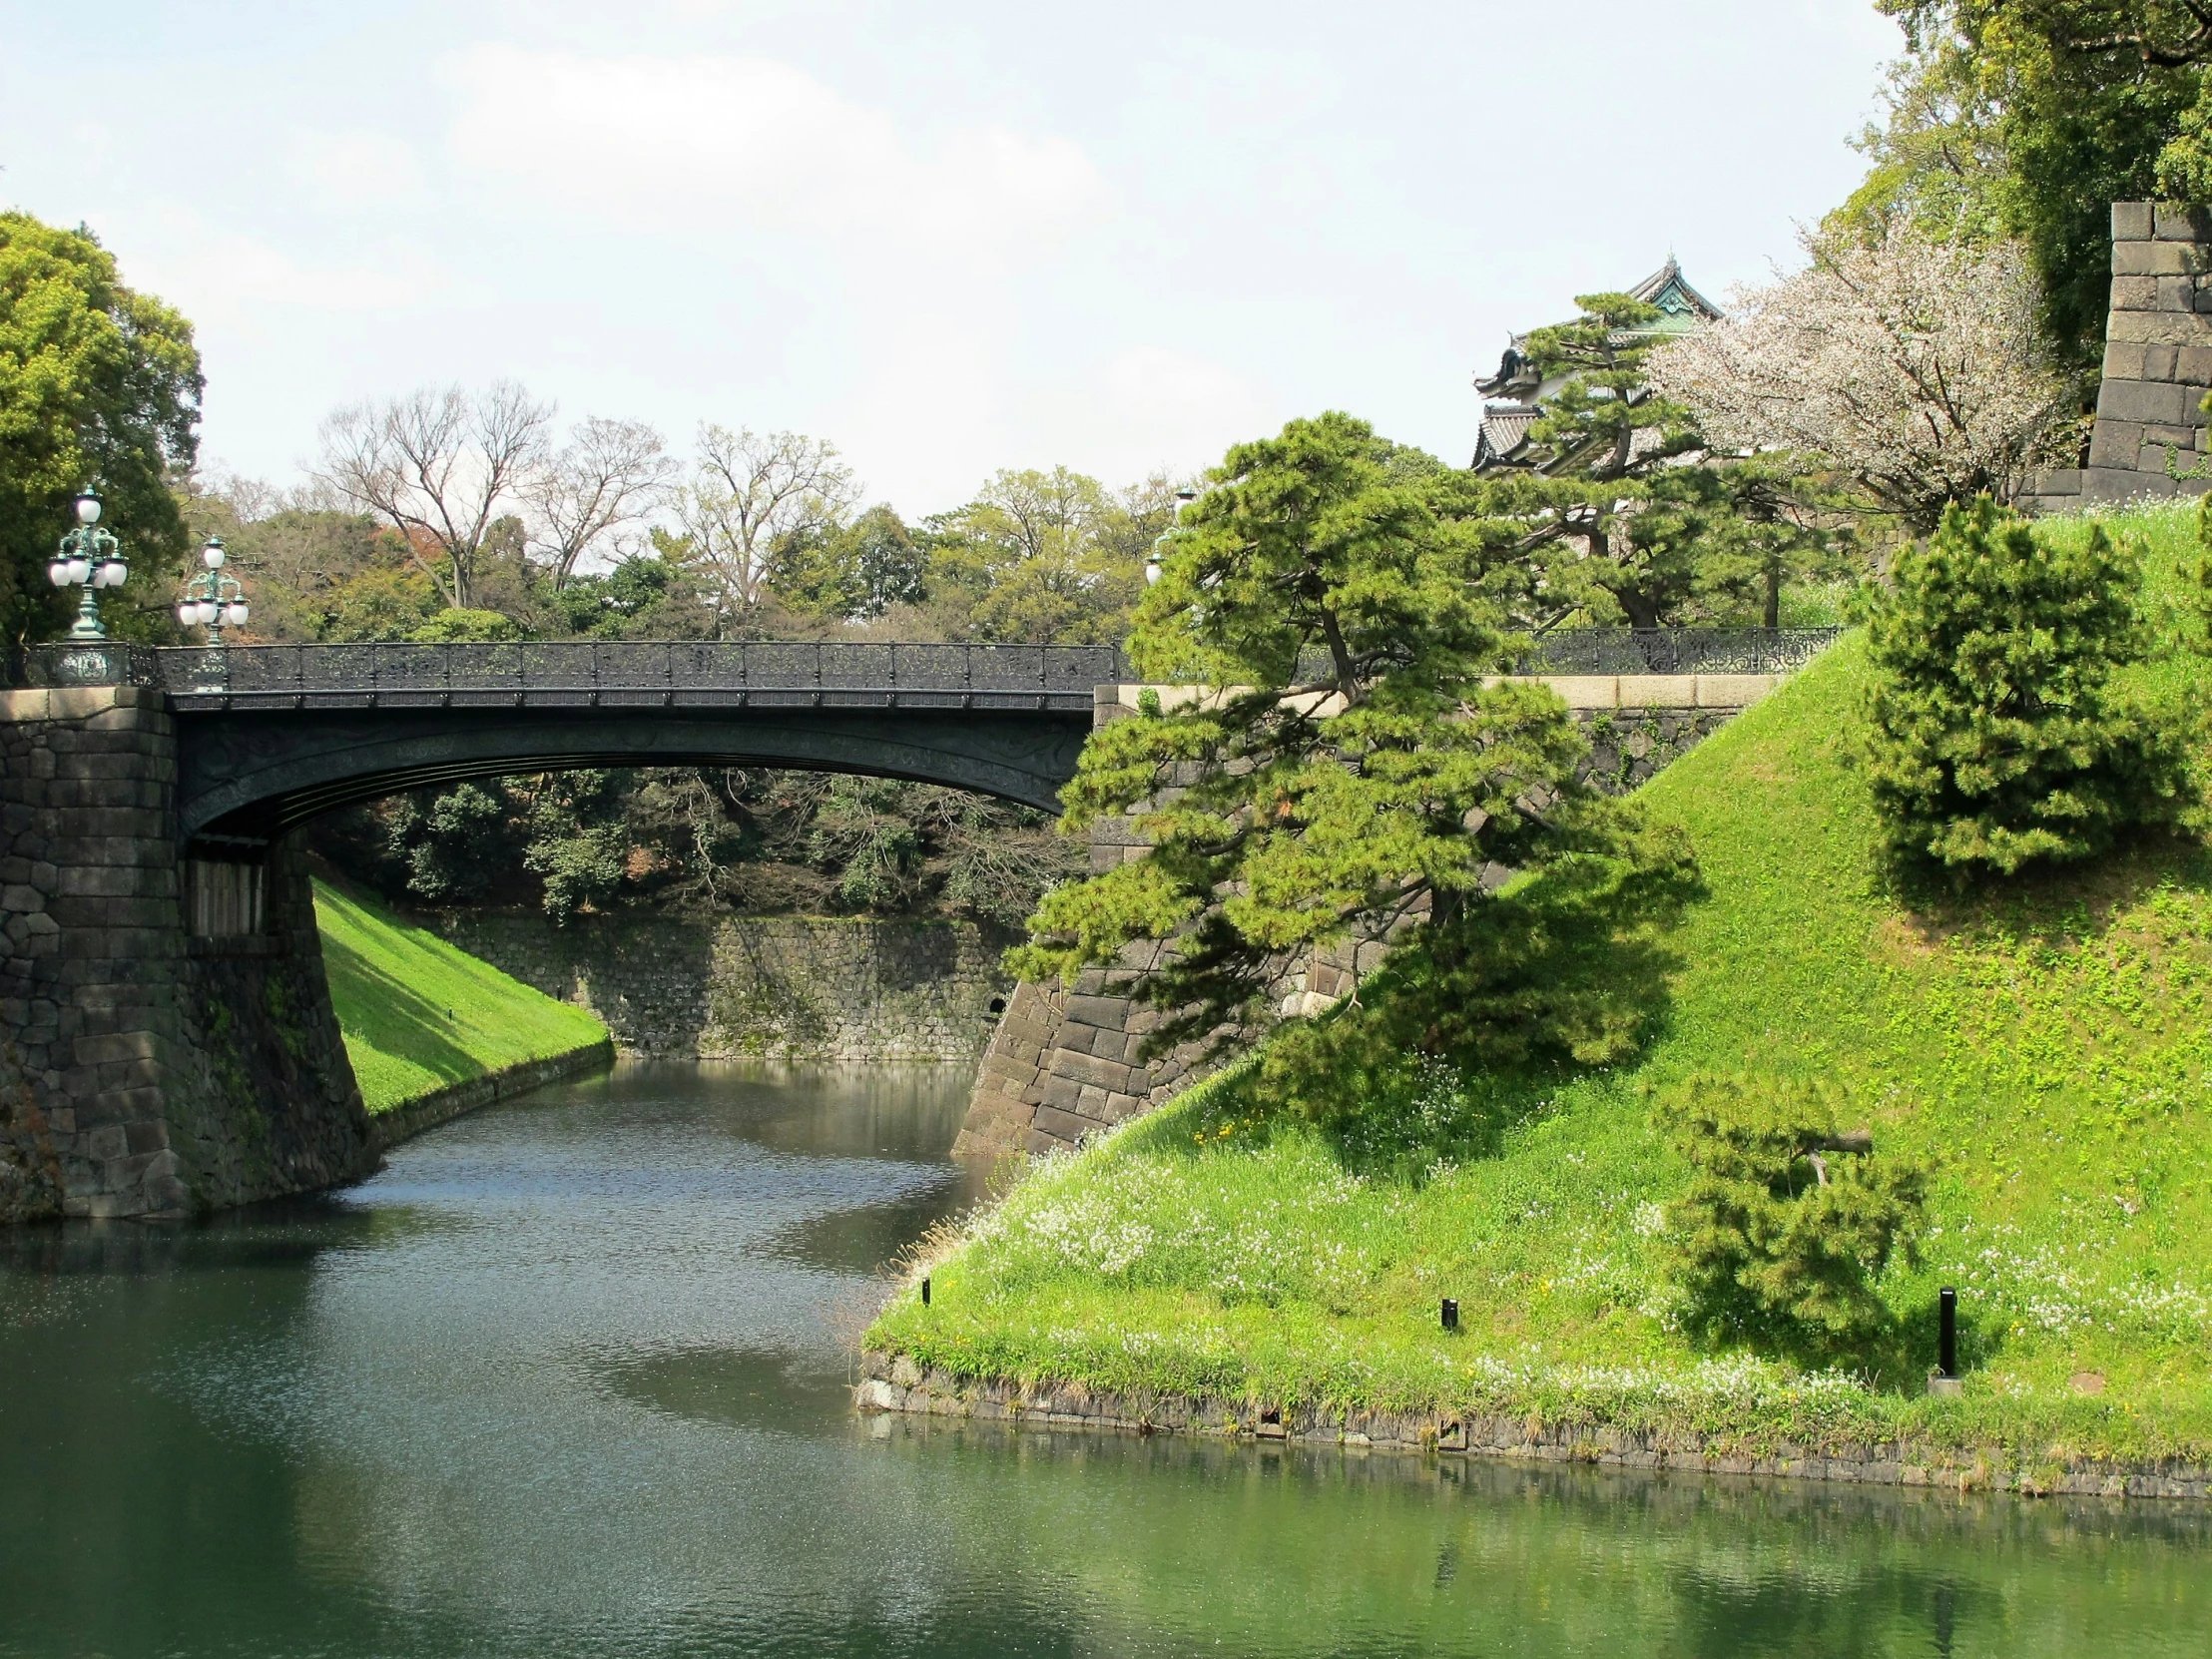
left=147, top=641, right=1122, bottom=856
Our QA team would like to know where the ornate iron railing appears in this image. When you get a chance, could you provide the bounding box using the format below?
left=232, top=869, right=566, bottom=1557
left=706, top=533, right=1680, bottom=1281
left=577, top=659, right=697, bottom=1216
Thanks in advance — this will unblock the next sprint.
left=7, top=641, right=1127, bottom=712
left=1516, top=627, right=1843, bottom=676
left=3, top=628, right=1842, bottom=706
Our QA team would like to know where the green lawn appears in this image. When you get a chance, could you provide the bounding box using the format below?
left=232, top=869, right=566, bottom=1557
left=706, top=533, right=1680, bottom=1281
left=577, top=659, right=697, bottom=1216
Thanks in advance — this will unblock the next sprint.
left=869, top=501, right=2212, bottom=1465
left=314, top=877, right=608, bottom=1114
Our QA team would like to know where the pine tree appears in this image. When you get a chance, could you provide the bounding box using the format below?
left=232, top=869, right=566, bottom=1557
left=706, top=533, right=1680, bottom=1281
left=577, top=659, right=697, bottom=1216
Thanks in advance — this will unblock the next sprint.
left=1473, top=292, right=1836, bottom=629
left=1010, top=412, right=1699, bottom=1116
left=1656, top=1073, right=1927, bottom=1348
left=1861, top=496, right=2188, bottom=875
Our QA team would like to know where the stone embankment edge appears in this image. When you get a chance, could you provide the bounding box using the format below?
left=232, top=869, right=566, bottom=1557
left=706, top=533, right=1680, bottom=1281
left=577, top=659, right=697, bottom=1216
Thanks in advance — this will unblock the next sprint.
left=853, top=1354, right=2212, bottom=1502
left=364, top=1039, right=616, bottom=1155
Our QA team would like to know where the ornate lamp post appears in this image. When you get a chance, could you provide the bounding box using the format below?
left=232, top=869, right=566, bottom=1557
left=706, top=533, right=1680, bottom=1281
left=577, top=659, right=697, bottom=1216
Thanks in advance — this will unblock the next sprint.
left=177, top=536, right=249, bottom=644
left=46, top=488, right=128, bottom=640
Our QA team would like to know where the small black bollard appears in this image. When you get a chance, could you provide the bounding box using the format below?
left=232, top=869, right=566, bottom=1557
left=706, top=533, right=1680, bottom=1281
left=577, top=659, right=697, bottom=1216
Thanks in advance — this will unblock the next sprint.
left=921, top=1276, right=931, bottom=1308
left=1440, top=1298, right=1458, bottom=1333
left=1938, top=1286, right=1957, bottom=1379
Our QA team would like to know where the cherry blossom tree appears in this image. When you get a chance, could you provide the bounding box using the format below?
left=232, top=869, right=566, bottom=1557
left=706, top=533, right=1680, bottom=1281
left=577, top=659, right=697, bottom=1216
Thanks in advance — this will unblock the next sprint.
left=1647, top=228, right=2074, bottom=532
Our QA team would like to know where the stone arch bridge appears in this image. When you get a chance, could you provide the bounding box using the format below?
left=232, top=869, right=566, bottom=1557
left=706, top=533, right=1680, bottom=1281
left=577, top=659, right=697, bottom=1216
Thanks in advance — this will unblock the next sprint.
left=0, top=632, right=1832, bottom=1222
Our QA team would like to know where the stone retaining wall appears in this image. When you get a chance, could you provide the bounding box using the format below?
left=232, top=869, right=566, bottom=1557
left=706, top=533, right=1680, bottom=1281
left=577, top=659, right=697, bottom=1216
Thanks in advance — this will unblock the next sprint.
left=428, top=911, right=1014, bottom=1062
left=854, top=1354, right=2212, bottom=1501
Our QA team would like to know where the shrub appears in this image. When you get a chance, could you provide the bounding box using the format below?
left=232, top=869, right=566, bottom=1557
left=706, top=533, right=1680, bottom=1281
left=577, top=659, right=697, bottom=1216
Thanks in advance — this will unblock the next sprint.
left=1656, top=1073, right=1927, bottom=1349
left=1860, top=496, right=2187, bottom=876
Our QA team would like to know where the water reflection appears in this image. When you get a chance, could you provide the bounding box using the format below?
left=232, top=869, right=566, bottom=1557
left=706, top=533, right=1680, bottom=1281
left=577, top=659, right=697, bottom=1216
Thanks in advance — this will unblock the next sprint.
left=0, top=1059, right=2203, bottom=1659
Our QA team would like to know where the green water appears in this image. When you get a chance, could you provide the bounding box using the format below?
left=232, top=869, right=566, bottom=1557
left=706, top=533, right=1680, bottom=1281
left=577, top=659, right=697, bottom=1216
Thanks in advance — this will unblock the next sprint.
left=0, top=1062, right=2204, bottom=1657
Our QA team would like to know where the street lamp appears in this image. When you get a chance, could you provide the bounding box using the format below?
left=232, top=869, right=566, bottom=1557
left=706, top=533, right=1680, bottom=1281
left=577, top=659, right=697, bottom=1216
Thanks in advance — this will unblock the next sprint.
left=46, top=489, right=128, bottom=641
left=177, top=536, right=250, bottom=645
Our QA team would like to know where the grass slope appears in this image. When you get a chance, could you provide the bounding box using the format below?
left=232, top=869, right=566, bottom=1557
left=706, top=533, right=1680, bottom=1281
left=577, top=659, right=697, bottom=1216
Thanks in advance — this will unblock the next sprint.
left=871, top=502, right=2212, bottom=1464
left=314, top=878, right=607, bottom=1114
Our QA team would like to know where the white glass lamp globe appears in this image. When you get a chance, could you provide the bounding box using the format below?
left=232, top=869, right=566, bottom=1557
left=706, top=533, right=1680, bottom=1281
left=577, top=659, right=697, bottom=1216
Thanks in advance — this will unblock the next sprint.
left=197, top=600, right=220, bottom=626
left=74, top=493, right=102, bottom=526
left=48, top=560, right=70, bottom=587
left=223, top=601, right=248, bottom=627
left=95, top=560, right=126, bottom=589
left=65, top=557, right=89, bottom=585
left=202, top=538, right=226, bottom=571
left=177, top=602, right=197, bottom=626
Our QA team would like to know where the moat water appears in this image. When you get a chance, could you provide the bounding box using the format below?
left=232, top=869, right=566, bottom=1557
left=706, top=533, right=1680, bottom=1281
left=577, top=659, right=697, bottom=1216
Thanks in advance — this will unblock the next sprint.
left=1, top=1061, right=2205, bottom=1657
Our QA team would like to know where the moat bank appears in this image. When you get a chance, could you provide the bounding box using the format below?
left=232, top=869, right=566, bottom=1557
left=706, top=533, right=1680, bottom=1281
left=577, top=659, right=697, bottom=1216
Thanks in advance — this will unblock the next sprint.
left=428, top=910, right=1015, bottom=1061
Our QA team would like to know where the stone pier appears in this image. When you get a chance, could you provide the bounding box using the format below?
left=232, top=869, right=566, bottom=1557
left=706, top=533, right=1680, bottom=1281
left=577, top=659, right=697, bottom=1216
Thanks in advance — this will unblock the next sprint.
left=0, top=686, right=371, bottom=1221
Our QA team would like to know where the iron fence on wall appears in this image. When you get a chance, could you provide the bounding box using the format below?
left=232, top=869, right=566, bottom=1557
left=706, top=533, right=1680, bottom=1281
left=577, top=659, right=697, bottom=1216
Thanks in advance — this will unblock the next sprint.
left=3, top=627, right=1843, bottom=706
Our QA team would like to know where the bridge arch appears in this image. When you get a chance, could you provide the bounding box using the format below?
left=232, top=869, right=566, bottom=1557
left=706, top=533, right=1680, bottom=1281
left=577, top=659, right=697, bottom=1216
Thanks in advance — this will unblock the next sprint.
left=178, top=705, right=1091, bottom=853
left=119, top=640, right=1116, bottom=855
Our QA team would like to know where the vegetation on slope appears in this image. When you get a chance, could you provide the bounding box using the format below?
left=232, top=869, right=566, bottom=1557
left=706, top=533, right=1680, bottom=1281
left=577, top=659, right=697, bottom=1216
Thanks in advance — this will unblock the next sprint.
left=313, top=877, right=607, bottom=1114
left=871, top=502, right=2212, bottom=1464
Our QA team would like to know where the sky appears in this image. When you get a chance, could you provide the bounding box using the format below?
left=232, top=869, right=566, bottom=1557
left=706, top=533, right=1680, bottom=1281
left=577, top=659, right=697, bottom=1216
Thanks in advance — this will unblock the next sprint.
left=1, top=1, right=1904, bottom=519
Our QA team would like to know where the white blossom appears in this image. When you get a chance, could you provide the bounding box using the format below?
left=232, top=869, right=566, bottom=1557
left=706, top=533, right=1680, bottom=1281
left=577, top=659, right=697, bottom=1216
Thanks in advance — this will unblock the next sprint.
left=1647, top=227, right=2074, bottom=531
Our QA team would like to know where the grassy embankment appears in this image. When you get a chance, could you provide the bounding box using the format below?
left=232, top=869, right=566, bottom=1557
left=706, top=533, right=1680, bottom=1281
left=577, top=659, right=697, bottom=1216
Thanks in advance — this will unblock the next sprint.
left=312, top=878, right=607, bottom=1115
left=870, top=500, right=2212, bottom=1466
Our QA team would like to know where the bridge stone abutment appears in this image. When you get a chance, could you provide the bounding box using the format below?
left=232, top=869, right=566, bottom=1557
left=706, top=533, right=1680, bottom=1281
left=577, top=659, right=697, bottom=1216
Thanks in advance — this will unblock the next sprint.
left=0, top=687, right=371, bottom=1222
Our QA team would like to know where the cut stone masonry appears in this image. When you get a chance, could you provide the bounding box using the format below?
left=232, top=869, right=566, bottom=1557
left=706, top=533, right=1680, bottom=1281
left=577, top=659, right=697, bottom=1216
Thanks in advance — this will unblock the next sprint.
left=2028, top=202, right=2212, bottom=510
left=0, top=687, right=371, bottom=1221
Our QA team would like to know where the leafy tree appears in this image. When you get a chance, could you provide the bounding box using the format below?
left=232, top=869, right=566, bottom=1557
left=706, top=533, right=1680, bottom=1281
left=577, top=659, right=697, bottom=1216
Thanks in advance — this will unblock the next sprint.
left=771, top=504, right=926, bottom=621
left=520, top=771, right=634, bottom=924
left=1867, top=2, right=2205, bottom=371
left=319, top=560, right=445, bottom=643
left=407, top=607, right=521, bottom=643
left=1010, top=412, right=1699, bottom=1115
left=547, top=552, right=715, bottom=639
left=1860, top=495, right=2188, bottom=874
left=1657, top=1073, right=1928, bottom=1349
left=0, top=212, right=201, bottom=643
left=181, top=487, right=393, bottom=644
left=387, top=784, right=517, bottom=902
left=918, top=467, right=1172, bottom=644
left=1831, top=23, right=2009, bottom=247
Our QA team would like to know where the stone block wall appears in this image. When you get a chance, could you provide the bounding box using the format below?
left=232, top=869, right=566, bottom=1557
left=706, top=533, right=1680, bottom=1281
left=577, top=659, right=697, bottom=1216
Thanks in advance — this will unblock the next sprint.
left=0, top=688, right=370, bottom=1221
left=951, top=699, right=1744, bottom=1160
left=2028, top=202, right=2212, bottom=510
left=428, top=910, right=1015, bottom=1061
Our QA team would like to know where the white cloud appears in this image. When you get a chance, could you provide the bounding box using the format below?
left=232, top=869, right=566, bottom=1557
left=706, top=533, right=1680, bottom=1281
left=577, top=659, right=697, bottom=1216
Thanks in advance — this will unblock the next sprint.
left=846, top=338, right=1273, bottom=512
left=286, top=129, right=426, bottom=209
left=130, top=213, right=437, bottom=315
left=1019, top=345, right=1273, bottom=485
left=437, top=44, right=1102, bottom=255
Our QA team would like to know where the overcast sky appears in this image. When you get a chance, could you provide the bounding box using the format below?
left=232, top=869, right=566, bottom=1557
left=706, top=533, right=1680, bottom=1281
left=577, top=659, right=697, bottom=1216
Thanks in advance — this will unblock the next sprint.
left=2, top=1, right=1902, bottom=517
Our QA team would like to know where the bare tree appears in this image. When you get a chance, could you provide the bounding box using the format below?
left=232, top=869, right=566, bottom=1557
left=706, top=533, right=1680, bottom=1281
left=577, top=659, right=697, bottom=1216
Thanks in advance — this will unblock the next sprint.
left=676, top=426, right=857, bottom=624
left=525, top=417, right=676, bottom=588
left=1646, top=226, right=2073, bottom=532
left=316, top=380, right=554, bottom=607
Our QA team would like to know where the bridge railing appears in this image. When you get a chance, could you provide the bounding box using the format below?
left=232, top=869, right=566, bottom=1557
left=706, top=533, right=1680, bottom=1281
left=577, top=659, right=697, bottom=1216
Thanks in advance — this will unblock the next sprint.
left=1509, top=627, right=1842, bottom=677
left=3, top=629, right=1843, bottom=706
left=148, top=640, right=1131, bottom=711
